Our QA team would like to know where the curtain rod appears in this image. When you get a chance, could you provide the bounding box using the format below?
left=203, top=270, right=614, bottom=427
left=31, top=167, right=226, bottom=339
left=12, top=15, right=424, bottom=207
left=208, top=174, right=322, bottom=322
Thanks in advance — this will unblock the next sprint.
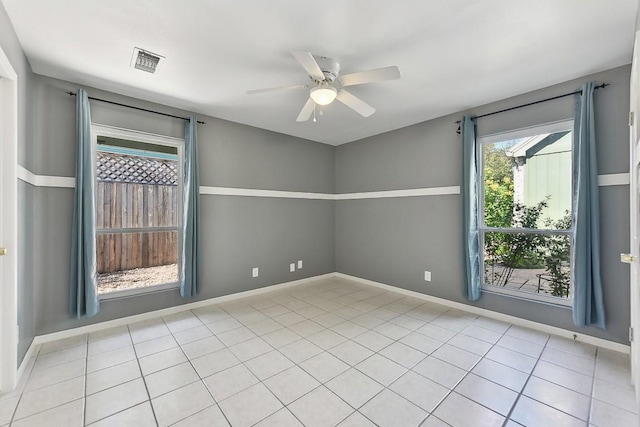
left=455, top=82, right=609, bottom=134
left=66, top=91, right=206, bottom=125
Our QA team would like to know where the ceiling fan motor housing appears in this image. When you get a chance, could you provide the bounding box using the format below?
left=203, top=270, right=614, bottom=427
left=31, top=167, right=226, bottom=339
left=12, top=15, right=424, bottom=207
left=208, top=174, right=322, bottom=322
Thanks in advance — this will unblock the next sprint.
left=314, top=56, right=340, bottom=82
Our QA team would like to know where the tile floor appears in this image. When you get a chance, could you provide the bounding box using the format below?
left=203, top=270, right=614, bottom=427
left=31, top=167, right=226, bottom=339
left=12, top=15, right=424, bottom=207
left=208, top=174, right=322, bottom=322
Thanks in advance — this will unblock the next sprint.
left=0, top=277, right=638, bottom=426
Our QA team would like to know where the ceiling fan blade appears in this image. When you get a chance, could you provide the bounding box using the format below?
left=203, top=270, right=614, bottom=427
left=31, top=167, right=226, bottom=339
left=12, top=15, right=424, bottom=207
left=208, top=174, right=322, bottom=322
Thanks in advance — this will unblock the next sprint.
left=340, top=66, right=401, bottom=87
left=247, top=84, right=309, bottom=95
left=336, top=89, right=375, bottom=117
left=296, top=98, right=315, bottom=122
left=291, top=51, right=325, bottom=81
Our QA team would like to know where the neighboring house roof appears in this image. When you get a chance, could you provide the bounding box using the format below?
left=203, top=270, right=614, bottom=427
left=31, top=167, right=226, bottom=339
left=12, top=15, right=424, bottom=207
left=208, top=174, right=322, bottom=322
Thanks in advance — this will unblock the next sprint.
left=505, top=134, right=550, bottom=158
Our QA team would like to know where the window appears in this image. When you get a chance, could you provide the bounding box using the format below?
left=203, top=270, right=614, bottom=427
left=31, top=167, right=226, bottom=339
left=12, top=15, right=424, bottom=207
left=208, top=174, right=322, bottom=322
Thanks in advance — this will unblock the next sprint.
left=93, top=125, right=183, bottom=298
left=478, top=120, right=573, bottom=305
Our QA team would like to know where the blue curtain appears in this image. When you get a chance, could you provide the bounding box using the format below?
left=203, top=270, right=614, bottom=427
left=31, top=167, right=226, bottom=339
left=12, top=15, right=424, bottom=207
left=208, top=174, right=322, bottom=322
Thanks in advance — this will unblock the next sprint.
left=180, top=116, right=201, bottom=298
left=462, top=115, right=481, bottom=301
left=69, top=89, right=99, bottom=318
left=572, top=82, right=606, bottom=328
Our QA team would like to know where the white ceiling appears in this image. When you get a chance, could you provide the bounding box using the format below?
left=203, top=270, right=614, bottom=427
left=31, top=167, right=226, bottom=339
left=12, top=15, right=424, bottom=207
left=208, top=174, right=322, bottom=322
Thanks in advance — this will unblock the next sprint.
left=2, top=0, right=638, bottom=145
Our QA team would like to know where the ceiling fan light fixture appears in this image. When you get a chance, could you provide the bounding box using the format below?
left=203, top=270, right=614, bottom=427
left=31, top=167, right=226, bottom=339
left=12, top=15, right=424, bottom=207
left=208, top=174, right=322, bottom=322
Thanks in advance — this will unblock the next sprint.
left=310, top=86, right=337, bottom=106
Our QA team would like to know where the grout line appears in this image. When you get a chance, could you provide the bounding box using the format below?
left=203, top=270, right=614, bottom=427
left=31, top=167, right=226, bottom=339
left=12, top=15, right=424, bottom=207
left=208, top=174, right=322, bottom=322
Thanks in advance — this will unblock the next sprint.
left=127, top=324, right=160, bottom=427
left=586, top=347, right=599, bottom=426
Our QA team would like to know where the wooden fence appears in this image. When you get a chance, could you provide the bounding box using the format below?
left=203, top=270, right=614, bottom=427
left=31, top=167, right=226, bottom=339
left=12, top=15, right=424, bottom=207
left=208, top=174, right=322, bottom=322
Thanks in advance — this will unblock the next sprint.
left=96, top=181, right=178, bottom=273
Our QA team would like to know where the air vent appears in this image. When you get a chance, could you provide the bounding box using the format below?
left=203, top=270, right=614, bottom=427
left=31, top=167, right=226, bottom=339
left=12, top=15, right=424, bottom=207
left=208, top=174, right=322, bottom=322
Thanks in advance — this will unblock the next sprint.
left=131, top=47, right=164, bottom=74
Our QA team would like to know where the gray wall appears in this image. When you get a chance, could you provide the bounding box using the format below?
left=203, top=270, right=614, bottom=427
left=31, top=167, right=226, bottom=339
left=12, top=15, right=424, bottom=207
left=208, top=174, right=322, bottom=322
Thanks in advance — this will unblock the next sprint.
left=336, top=65, right=632, bottom=344
left=31, top=75, right=335, bottom=335
left=0, top=3, right=36, bottom=365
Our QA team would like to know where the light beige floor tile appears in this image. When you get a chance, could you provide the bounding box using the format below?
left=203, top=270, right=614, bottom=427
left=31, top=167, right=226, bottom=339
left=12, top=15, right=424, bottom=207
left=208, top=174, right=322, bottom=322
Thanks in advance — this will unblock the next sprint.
left=400, top=332, right=443, bottom=354
left=416, top=323, right=456, bottom=342
left=326, top=368, right=384, bottom=409
left=497, top=335, right=544, bottom=358
left=592, top=377, right=638, bottom=414
left=88, top=325, right=129, bottom=342
left=454, top=373, right=518, bottom=416
left=434, top=392, right=504, bottom=427
left=353, top=330, right=393, bottom=352
left=191, top=306, right=230, bottom=325
left=32, top=345, right=87, bottom=371
left=511, top=395, right=583, bottom=427
left=273, top=311, right=306, bottom=327
left=0, top=396, right=19, bottom=425
left=206, top=317, right=243, bottom=335
left=203, top=364, right=259, bottom=402
left=460, top=325, right=503, bottom=344
left=532, top=360, right=593, bottom=396
left=129, top=319, right=171, bottom=344
left=306, top=329, right=348, bottom=350
left=11, top=399, right=83, bottom=427
left=134, top=334, right=178, bottom=358
left=152, top=381, right=214, bottom=427
left=541, top=347, right=595, bottom=376
left=262, top=328, right=301, bottom=348
left=505, top=325, right=550, bottom=346
left=413, top=356, right=467, bottom=389
left=288, top=386, right=354, bottom=427
left=145, top=362, right=199, bottom=398
left=279, top=339, right=323, bottom=364
left=360, top=389, right=427, bottom=427
left=356, top=354, right=406, bottom=386
left=217, top=326, right=257, bottom=347
left=546, top=335, right=596, bottom=359
left=218, top=383, right=282, bottom=427
left=246, top=319, right=283, bottom=336
left=485, top=346, right=537, bottom=374
left=331, top=321, right=368, bottom=339
left=523, top=376, right=590, bottom=421
left=329, top=340, right=374, bottom=366
left=390, top=371, right=449, bottom=412
left=337, top=411, right=376, bottom=426
left=87, top=333, right=132, bottom=355
left=163, top=314, right=203, bottom=334
left=24, top=359, right=85, bottom=392
left=191, top=348, right=240, bottom=378
left=138, top=347, right=188, bottom=376
left=172, top=405, right=229, bottom=427
left=472, top=358, right=529, bottom=392
left=14, top=376, right=84, bottom=420
left=590, top=398, right=639, bottom=427
left=287, top=320, right=325, bottom=337
left=255, top=408, right=302, bottom=426
left=87, top=345, right=136, bottom=373
left=431, top=344, right=481, bottom=371
left=300, top=351, right=350, bottom=383
left=88, top=401, right=155, bottom=427
left=181, top=336, right=225, bottom=360
left=264, top=366, right=320, bottom=404
left=39, top=335, right=87, bottom=355
left=244, top=350, right=294, bottom=381
left=229, top=337, right=273, bottom=362
left=420, top=415, right=450, bottom=427
left=86, top=360, right=141, bottom=395
left=173, top=325, right=213, bottom=345
left=85, top=378, right=148, bottom=425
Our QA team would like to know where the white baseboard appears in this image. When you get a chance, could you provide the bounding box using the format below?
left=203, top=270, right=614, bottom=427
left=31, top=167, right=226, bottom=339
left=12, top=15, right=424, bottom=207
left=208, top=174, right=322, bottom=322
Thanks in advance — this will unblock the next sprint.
left=30, top=271, right=629, bottom=355
left=335, top=273, right=630, bottom=354
left=15, top=339, right=39, bottom=389
left=33, top=273, right=334, bottom=346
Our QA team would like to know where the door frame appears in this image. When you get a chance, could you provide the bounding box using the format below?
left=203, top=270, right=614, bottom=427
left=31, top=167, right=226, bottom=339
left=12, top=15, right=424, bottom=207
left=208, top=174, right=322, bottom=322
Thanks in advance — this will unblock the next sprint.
left=630, top=30, right=640, bottom=408
left=0, top=45, right=18, bottom=392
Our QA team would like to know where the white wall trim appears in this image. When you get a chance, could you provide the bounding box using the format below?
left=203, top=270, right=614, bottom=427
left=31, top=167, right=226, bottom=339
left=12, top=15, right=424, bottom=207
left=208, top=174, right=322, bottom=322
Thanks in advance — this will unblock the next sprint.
left=16, top=165, right=75, bottom=188
left=335, top=186, right=461, bottom=200
left=199, top=186, right=335, bottom=200
left=16, top=340, right=39, bottom=389
left=17, top=166, right=631, bottom=196
left=33, top=273, right=334, bottom=345
left=598, top=172, right=630, bottom=186
left=335, top=273, right=630, bottom=354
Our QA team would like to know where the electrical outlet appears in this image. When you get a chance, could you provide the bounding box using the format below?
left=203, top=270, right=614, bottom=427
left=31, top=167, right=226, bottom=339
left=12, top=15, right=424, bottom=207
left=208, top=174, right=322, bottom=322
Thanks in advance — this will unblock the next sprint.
left=424, top=271, right=432, bottom=281
left=290, top=263, right=296, bottom=272
left=252, top=267, right=259, bottom=278
left=297, top=260, right=303, bottom=269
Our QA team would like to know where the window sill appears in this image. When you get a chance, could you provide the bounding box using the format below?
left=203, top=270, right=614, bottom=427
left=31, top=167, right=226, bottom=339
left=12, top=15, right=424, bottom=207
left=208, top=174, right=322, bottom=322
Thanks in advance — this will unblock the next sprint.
left=482, top=285, right=572, bottom=308
left=98, top=281, right=180, bottom=301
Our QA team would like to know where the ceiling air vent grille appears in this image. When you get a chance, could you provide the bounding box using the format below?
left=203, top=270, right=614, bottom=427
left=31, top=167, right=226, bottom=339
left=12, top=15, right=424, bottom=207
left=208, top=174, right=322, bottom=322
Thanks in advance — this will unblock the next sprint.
left=131, top=48, right=164, bottom=74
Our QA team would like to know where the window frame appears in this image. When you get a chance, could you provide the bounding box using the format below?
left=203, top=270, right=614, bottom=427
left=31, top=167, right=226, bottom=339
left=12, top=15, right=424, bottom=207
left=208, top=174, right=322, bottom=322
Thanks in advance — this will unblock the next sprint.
left=91, top=124, right=184, bottom=300
left=477, top=119, right=574, bottom=307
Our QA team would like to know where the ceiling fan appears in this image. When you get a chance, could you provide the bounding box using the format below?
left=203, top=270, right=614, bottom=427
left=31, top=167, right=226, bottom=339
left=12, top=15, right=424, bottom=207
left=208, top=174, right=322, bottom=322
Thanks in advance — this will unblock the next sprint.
left=247, top=51, right=401, bottom=122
